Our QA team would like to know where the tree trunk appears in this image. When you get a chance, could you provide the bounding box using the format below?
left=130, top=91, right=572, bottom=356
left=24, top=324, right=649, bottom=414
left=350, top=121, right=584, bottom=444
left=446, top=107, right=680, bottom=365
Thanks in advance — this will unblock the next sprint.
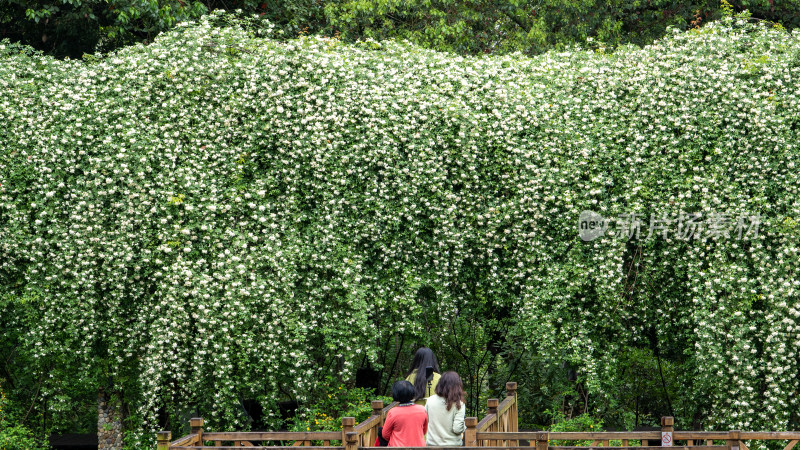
left=98, top=387, right=123, bottom=450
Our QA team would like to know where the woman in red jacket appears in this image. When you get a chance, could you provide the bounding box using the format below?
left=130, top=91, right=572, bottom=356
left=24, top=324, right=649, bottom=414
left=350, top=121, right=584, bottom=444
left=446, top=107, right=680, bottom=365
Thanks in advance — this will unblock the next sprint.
left=381, top=380, right=428, bottom=447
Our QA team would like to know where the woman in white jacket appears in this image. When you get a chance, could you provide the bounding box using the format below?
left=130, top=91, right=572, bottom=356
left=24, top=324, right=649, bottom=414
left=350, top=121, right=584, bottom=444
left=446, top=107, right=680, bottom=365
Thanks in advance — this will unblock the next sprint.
left=424, top=371, right=467, bottom=446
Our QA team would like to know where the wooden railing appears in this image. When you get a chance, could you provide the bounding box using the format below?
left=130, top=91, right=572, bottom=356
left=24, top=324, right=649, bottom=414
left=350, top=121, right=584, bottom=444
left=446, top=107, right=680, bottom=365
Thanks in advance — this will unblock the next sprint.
left=463, top=417, right=800, bottom=450
left=352, top=400, right=398, bottom=448
left=157, top=401, right=402, bottom=449
left=157, top=383, right=800, bottom=450
left=465, top=382, right=519, bottom=447
left=157, top=417, right=349, bottom=449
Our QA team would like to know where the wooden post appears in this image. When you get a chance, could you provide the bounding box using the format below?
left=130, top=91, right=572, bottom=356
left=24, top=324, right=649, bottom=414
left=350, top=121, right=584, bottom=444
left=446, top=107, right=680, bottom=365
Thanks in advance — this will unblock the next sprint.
left=372, top=400, right=384, bottom=428
left=342, top=417, right=355, bottom=445
left=536, top=432, right=549, bottom=450
left=506, top=382, right=517, bottom=398
left=369, top=401, right=384, bottom=445
left=156, top=431, right=171, bottom=450
left=345, top=431, right=358, bottom=450
left=728, top=431, right=741, bottom=450
left=190, top=417, right=204, bottom=445
left=487, top=398, right=499, bottom=415
left=465, top=417, right=478, bottom=447
left=372, top=400, right=384, bottom=417
left=661, top=417, right=674, bottom=447
left=506, top=382, right=518, bottom=433
left=487, top=398, right=499, bottom=442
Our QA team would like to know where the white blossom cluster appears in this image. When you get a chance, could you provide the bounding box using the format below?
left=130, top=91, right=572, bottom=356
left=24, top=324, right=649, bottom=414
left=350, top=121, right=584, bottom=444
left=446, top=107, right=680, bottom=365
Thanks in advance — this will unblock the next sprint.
left=2, top=12, right=800, bottom=445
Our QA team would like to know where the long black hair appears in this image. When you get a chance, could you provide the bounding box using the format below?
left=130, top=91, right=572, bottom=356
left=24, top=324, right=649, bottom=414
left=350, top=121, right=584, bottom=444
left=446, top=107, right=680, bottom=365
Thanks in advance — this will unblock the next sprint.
left=406, top=347, right=440, bottom=400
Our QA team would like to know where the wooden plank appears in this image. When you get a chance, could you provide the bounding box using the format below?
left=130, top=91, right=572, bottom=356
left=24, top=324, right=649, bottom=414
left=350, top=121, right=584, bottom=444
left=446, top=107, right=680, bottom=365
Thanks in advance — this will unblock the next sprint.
left=550, top=432, right=661, bottom=440
left=672, top=432, right=798, bottom=441
left=497, top=397, right=515, bottom=416
left=171, top=434, right=199, bottom=446
left=739, top=433, right=800, bottom=440
left=784, top=440, right=799, bottom=450
left=204, top=432, right=342, bottom=441
left=381, top=402, right=398, bottom=414
left=480, top=432, right=661, bottom=440
left=550, top=447, right=727, bottom=450
left=478, top=414, right=498, bottom=432
left=353, top=415, right=381, bottom=433
left=675, top=433, right=728, bottom=440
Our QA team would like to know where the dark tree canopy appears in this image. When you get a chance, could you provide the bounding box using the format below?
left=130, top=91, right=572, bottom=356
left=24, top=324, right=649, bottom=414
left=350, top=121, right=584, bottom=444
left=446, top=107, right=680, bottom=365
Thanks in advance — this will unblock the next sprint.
left=3, top=0, right=800, bottom=57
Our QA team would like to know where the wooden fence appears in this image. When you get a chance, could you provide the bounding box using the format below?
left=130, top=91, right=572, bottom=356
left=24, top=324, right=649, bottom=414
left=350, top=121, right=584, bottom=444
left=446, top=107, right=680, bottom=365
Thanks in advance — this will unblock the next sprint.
left=157, top=382, right=800, bottom=450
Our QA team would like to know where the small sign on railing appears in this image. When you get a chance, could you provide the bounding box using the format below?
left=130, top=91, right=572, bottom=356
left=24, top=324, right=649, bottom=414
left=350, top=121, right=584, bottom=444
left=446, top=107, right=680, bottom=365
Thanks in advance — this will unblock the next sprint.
left=661, top=416, right=674, bottom=447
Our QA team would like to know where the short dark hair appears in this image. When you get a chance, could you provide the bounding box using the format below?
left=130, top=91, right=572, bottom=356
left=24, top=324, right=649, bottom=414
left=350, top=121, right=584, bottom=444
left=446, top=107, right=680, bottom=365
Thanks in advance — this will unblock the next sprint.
left=391, top=380, right=416, bottom=403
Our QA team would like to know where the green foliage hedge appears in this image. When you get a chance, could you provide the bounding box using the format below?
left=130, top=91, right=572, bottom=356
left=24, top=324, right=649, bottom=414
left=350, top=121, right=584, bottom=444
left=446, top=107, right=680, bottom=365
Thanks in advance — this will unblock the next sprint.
left=0, top=384, right=42, bottom=449
left=2, top=11, right=800, bottom=446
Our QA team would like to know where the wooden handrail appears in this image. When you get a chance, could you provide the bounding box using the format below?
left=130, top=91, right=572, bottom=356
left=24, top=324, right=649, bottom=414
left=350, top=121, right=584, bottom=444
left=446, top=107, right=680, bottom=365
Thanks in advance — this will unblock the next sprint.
left=479, top=432, right=662, bottom=440
left=202, top=432, right=342, bottom=440
left=477, top=413, right=496, bottom=432
left=476, top=382, right=519, bottom=438
left=353, top=401, right=397, bottom=434
left=497, top=396, right=515, bottom=416
left=170, top=433, right=198, bottom=446
left=550, top=432, right=662, bottom=440
left=675, top=432, right=800, bottom=440
left=548, top=447, right=726, bottom=450
left=351, top=400, right=397, bottom=448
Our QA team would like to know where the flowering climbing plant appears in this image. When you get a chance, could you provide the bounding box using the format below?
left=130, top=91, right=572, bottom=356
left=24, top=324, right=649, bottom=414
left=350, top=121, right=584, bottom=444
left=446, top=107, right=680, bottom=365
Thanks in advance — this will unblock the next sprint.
left=1, top=9, right=800, bottom=447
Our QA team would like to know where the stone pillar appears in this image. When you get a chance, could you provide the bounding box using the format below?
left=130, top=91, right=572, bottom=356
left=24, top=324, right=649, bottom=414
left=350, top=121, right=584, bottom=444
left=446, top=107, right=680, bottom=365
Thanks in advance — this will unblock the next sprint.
left=98, top=387, right=123, bottom=450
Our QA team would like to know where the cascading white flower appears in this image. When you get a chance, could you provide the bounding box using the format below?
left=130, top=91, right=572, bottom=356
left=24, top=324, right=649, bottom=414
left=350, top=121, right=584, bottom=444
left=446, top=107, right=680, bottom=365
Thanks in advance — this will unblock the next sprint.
left=1, top=11, right=799, bottom=447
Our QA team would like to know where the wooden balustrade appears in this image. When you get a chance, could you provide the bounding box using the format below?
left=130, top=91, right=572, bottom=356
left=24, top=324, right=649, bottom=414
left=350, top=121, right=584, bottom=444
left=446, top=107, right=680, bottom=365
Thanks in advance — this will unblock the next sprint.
left=471, top=382, right=519, bottom=447
left=467, top=416, right=800, bottom=450
left=158, top=383, right=800, bottom=450
left=160, top=401, right=400, bottom=449
left=352, top=400, right=398, bottom=448
left=163, top=416, right=344, bottom=449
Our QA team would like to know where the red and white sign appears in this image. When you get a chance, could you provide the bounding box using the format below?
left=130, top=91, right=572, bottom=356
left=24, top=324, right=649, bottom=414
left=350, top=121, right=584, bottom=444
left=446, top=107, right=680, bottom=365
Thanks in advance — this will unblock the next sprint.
left=661, top=432, right=673, bottom=447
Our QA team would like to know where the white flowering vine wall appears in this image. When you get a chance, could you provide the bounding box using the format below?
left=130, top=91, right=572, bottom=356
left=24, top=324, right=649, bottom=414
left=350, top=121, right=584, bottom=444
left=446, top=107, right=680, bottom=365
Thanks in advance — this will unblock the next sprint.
left=1, top=12, right=800, bottom=446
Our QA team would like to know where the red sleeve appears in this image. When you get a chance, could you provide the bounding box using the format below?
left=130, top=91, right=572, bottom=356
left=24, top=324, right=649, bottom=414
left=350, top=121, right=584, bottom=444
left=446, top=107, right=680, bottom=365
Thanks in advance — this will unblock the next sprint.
left=382, top=411, right=395, bottom=441
left=422, top=412, right=428, bottom=436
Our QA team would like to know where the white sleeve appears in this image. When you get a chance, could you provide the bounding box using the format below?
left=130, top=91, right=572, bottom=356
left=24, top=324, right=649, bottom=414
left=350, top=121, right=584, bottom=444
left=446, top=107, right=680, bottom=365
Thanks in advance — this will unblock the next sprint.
left=452, top=403, right=466, bottom=434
